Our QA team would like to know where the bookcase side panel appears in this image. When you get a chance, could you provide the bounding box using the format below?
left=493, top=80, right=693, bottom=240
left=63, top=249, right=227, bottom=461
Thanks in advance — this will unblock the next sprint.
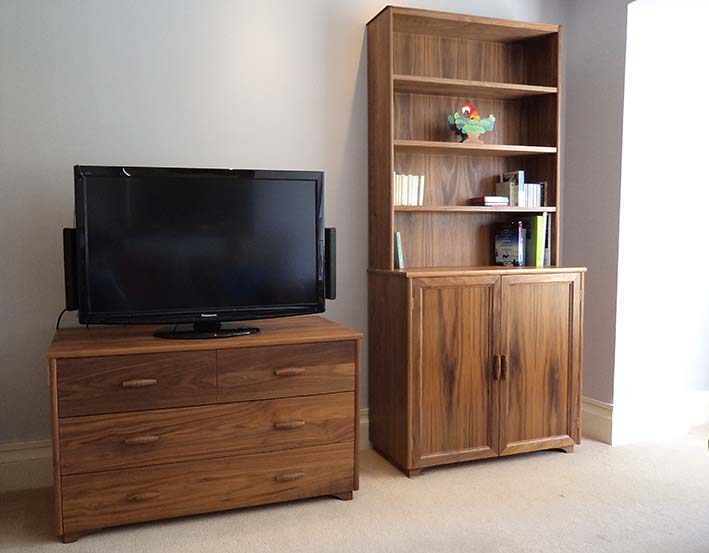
left=368, top=11, right=395, bottom=270
left=368, top=271, right=411, bottom=470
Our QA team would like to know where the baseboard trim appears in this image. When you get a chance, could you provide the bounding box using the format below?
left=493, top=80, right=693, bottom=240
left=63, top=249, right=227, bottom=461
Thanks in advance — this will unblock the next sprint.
left=581, top=396, right=613, bottom=444
left=360, top=408, right=371, bottom=449
left=0, top=439, right=53, bottom=492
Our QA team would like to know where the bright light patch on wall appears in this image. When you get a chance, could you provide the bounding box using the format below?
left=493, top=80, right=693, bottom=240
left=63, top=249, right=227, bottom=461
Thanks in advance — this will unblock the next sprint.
left=613, top=0, right=709, bottom=444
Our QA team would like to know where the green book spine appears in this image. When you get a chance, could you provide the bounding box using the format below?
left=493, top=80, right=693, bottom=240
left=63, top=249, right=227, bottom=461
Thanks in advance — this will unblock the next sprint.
left=533, top=214, right=547, bottom=267
left=394, top=231, right=405, bottom=269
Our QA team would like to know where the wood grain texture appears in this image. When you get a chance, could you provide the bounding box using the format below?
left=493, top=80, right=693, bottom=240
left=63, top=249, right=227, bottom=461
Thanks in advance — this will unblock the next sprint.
left=370, top=266, right=587, bottom=278
left=393, top=152, right=557, bottom=208
left=395, top=206, right=556, bottom=213
left=395, top=94, right=556, bottom=147
left=49, top=359, right=63, bottom=537
left=48, top=316, right=361, bottom=359
left=61, top=442, right=354, bottom=534
left=393, top=75, right=557, bottom=99
left=354, top=338, right=361, bottom=491
left=368, top=271, right=411, bottom=471
left=411, top=276, right=500, bottom=467
left=59, top=392, right=354, bottom=474
left=56, top=351, right=216, bottom=417
left=395, top=140, right=556, bottom=157
left=217, top=341, right=355, bottom=402
left=388, top=7, right=558, bottom=43
left=368, top=9, right=394, bottom=270
left=392, top=28, right=557, bottom=85
left=498, top=272, right=582, bottom=455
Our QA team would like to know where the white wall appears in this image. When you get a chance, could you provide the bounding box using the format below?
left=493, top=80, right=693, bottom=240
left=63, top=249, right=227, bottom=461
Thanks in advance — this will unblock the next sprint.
left=563, top=0, right=631, bottom=404
left=612, top=0, right=709, bottom=443
left=0, top=0, right=568, bottom=445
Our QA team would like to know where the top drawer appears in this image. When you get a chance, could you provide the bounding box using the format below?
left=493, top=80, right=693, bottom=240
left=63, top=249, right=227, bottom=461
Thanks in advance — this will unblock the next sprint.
left=56, top=351, right=217, bottom=417
left=218, top=341, right=355, bottom=402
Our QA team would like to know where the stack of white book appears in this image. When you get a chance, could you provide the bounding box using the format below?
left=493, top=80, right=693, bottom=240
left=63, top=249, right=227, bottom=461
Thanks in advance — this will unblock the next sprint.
left=394, top=172, right=425, bottom=206
left=496, top=170, right=546, bottom=208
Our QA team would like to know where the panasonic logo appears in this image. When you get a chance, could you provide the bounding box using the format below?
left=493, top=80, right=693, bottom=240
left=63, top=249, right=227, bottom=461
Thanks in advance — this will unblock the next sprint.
left=200, top=313, right=218, bottom=318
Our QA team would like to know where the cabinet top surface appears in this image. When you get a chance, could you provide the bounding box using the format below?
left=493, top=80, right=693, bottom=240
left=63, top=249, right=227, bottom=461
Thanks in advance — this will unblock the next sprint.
left=48, top=316, right=362, bottom=359
left=370, top=266, right=587, bottom=278
left=367, top=6, right=559, bottom=39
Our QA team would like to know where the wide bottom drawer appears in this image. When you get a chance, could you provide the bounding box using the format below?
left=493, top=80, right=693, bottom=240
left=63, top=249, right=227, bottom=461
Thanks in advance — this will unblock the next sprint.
left=61, top=442, right=354, bottom=533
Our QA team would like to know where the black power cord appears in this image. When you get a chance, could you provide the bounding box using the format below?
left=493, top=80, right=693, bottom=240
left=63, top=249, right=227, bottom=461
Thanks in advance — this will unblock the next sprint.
left=56, top=308, right=68, bottom=330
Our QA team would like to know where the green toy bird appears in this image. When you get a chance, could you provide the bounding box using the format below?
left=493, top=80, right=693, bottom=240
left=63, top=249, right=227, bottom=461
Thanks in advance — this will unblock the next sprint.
left=447, top=102, right=496, bottom=143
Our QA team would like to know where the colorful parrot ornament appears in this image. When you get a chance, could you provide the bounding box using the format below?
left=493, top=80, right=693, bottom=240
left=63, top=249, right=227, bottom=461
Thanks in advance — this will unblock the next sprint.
left=447, top=102, right=496, bottom=143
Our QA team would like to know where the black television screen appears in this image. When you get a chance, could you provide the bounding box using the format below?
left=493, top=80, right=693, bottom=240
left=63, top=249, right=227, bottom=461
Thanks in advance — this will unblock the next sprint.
left=74, top=166, right=325, bottom=327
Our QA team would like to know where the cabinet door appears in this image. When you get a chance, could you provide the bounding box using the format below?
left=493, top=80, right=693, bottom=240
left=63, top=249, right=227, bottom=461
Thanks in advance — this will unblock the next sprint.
left=499, top=273, right=582, bottom=455
left=411, top=276, right=500, bottom=468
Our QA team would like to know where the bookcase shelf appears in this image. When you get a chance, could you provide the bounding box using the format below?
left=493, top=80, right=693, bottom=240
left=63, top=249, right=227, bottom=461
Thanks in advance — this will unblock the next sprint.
left=368, top=5, right=562, bottom=270
left=394, top=206, right=557, bottom=213
left=393, top=75, right=557, bottom=99
left=394, top=140, right=557, bottom=157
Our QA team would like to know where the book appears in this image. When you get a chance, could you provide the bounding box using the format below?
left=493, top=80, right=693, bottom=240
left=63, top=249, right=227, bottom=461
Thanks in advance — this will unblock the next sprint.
left=494, top=222, right=525, bottom=266
left=394, top=231, right=405, bottom=269
left=521, top=214, right=547, bottom=267
left=498, top=170, right=525, bottom=207
left=543, top=217, right=552, bottom=266
left=469, top=196, right=510, bottom=206
left=394, top=172, right=425, bottom=207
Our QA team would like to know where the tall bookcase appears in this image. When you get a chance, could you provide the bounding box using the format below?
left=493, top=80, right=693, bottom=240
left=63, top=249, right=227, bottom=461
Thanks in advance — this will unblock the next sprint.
left=367, top=7, right=586, bottom=477
left=368, top=6, right=562, bottom=269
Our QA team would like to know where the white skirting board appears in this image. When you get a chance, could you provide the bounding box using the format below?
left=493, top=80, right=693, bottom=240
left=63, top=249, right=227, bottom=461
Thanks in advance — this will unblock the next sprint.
left=581, top=396, right=613, bottom=444
left=0, top=439, right=53, bottom=492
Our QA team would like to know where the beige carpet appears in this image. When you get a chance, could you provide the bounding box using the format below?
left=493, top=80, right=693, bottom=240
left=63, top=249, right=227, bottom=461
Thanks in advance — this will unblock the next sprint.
left=2, top=430, right=709, bottom=553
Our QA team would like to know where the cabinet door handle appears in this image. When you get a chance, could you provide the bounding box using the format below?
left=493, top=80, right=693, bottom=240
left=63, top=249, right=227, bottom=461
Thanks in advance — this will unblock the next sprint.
left=124, top=435, right=160, bottom=445
left=128, top=491, right=160, bottom=502
left=274, top=420, right=306, bottom=430
left=274, top=368, right=305, bottom=377
left=274, top=471, right=306, bottom=482
left=121, top=378, right=158, bottom=388
left=493, top=355, right=501, bottom=380
left=501, top=355, right=509, bottom=380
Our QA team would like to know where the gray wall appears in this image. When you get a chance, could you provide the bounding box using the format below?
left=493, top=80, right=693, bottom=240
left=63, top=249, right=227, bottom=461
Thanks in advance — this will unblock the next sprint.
left=562, top=0, right=630, bottom=404
left=0, top=0, right=567, bottom=444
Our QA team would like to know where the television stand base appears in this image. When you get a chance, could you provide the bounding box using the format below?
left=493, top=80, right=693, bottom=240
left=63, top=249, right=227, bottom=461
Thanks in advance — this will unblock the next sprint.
left=154, top=321, right=260, bottom=340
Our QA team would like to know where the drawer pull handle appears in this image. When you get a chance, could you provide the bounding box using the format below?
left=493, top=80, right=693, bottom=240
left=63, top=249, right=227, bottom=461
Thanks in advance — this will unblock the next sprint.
left=124, top=435, right=160, bottom=445
left=128, top=491, right=160, bottom=502
left=274, top=368, right=305, bottom=377
left=274, top=471, right=306, bottom=482
left=274, top=420, right=306, bottom=430
left=122, top=378, right=158, bottom=388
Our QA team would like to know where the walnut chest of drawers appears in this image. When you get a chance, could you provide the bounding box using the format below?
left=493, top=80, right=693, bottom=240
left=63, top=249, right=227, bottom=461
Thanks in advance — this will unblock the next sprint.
left=48, top=316, right=361, bottom=543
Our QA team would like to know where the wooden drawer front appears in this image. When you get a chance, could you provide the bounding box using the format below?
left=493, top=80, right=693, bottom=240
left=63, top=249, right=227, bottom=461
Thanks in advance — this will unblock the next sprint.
left=59, top=392, right=355, bottom=474
left=57, top=351, right=216, bottom=417
left=61, top=442, right=354, bottom=533
left=218, top=341, right=355, bottom=401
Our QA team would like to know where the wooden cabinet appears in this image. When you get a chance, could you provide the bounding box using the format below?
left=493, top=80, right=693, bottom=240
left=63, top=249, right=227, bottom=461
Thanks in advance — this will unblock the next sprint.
left=366, top=8, right=586, bottom=477
left=369, top=267, right=584, bottom=477
left=412, top=275, right=499, bottom=467
left=48, top=316, right=361, bottom=542
left=499, top=272, right=582, bottom=455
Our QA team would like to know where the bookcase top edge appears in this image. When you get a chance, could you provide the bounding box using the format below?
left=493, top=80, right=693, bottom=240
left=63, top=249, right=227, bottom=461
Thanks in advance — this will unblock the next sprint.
left=367, top=6, right=560, bottom=35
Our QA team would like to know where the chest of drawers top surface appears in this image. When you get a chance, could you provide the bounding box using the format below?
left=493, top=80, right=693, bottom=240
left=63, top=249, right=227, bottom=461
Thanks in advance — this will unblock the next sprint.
left=49, top=316, right=362, bottom=359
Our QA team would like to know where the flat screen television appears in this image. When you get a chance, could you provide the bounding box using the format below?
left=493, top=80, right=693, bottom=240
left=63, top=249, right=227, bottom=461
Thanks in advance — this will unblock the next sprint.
left=73, top=166, right=328, bottom=338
